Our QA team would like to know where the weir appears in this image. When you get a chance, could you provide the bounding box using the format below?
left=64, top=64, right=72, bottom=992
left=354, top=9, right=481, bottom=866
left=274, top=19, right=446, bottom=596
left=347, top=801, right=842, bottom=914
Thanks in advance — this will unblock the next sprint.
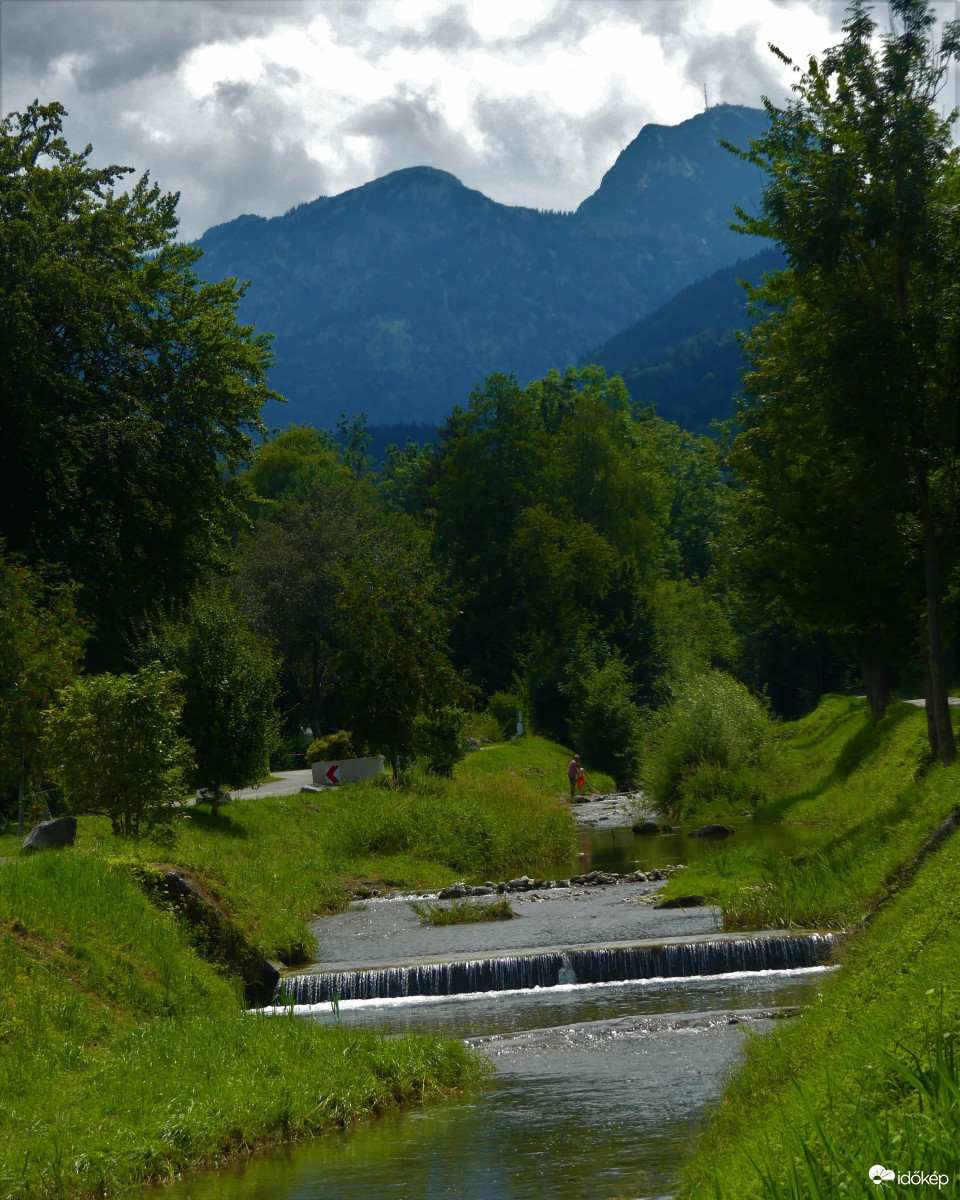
left=279, top=932, right=837, bottom=1005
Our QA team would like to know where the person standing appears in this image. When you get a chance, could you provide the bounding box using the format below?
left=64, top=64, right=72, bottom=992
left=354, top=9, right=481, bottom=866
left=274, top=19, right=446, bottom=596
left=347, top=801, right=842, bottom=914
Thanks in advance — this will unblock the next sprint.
left=567, top=754, right=583, bottom=799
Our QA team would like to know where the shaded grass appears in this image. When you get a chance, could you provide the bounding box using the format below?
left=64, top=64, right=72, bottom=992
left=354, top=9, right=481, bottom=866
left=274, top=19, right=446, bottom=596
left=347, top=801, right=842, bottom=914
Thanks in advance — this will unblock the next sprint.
left=0, top=852, right=483, bottom=1199
left=678, top=816, right=960, bottom=1199
left=660, top=696, right=959, bottom=929
left=409, top=898, right=516, bottom=925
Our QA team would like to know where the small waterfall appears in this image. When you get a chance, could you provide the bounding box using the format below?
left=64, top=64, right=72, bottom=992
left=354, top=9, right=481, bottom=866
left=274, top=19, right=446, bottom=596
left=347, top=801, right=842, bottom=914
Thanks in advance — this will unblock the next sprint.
left=279, top=934, right=836, bottom=1005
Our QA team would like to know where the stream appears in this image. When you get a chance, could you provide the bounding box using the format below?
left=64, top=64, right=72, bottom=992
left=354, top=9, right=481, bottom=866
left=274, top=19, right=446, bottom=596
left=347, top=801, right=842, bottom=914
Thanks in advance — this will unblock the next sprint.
left=155, top=817, right=833, bottom=1200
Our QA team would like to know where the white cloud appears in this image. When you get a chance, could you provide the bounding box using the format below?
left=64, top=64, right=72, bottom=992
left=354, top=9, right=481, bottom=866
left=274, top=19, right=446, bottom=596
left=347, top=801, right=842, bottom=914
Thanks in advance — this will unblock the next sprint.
left=2, top=0, right=863, bottom=238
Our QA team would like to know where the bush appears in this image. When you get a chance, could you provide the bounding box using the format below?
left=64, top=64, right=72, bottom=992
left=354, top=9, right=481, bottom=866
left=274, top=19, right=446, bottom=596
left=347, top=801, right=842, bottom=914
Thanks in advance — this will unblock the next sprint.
left=486, top=691, right=522, bottom=739
left=414, top=705, right=466, bottom=778
left=305, top=729, right=356, bottom=764
left=44, top=667, right=193, bottom=837
left=642, top=669, right=774, bottom=811
left=570, top=658, right=643, bottom=785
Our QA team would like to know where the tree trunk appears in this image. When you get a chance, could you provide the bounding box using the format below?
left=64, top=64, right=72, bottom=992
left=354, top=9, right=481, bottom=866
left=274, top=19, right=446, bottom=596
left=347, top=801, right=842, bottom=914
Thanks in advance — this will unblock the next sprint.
left=857, top=635, right=890, bottom=722
left=211, top=780, right=221, bottom=819
left=922, top=504, right=956, bottom=764
left=922, top=660, right=939, bottom=761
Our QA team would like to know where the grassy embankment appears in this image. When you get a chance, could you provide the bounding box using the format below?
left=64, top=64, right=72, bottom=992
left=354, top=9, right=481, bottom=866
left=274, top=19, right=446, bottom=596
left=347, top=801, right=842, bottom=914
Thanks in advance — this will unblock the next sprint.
left=659, top=695, right=959, bottom=929
left=657, top=695, right=960, bottom=1197
left=0, top=736, right=604, bottom=1198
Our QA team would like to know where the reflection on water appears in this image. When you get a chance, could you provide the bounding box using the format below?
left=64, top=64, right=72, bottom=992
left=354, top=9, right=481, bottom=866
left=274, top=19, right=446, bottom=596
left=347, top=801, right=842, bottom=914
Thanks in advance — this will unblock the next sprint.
left=581, top=819, right=822, bottom=876
left=155, top=970, right=828, bottom=1200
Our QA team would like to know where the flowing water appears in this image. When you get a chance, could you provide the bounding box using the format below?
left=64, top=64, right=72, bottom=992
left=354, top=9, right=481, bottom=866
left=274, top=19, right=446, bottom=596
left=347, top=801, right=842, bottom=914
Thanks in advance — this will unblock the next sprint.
left=153, top=819, right=835, bottom=1200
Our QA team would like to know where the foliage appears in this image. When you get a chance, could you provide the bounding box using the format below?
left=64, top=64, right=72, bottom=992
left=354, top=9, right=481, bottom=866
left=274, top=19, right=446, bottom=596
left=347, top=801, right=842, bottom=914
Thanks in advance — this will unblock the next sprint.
left=147, top=591, right=281, bottom=816
left=305, top=729, right=356, bottom=764
left=642, top=668, right=774, bottom=810
left=726, top=0, right=960, bottom=756
left=413, top=704, right=467, bottom=777
left=0, top=552, right=86, bottom=821
left=409, top=898, right=515, bottom=925
left=487, top=691, right=522, bottom=739
left=564, top=637, right=643, bottom=784
left=0, top=103, right=279, bottom=667
left=45, top=667, right=193, bottom=837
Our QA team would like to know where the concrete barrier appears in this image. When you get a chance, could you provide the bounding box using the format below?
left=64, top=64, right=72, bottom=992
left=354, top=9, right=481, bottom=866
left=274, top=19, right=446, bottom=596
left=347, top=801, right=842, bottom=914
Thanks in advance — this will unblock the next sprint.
left=311, top=756, right=385, bottom=786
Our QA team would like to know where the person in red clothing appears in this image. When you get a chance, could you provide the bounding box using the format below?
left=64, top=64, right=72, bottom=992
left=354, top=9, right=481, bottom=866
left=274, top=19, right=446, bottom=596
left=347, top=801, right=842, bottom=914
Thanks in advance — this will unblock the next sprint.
left=567, top=754, right=584, bottom=799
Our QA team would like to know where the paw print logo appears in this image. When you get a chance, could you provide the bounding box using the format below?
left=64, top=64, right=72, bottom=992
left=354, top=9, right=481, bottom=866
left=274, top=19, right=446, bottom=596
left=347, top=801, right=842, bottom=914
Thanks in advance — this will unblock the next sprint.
left=869, top=1165, right=895, bottom=1187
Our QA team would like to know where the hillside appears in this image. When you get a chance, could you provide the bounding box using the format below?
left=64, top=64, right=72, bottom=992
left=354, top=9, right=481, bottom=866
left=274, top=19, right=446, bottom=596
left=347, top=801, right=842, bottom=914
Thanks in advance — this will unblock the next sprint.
left=582, top=246, right=783, bottom=431
left=196, top=105, right=769, bottom=428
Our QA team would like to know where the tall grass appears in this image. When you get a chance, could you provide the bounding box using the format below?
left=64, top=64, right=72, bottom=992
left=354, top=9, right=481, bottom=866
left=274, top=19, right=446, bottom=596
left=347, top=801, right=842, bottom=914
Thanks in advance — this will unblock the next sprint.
left=680, top=822, right=960, bottom=1199
left=0, top=854, right=485, bottom=1199
left=660, top=696, right=960, bottom=929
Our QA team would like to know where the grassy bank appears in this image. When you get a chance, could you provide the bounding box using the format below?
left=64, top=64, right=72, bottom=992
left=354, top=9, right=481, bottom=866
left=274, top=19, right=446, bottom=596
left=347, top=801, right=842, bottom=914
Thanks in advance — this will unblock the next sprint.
left=0, top=734, right=593, bottom=1198
left=659, top=696, right=959, bottom=929
left=678, top=810, right=960, bottom=1199
left=0, top=852, right=484, bottom=1200
left=37, top=734, right=606, bottom=965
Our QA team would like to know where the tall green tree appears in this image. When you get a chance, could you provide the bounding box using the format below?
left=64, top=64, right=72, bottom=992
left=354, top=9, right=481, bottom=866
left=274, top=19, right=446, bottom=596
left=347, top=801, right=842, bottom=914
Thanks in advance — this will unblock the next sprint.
left=149, top=592, right=281, bottom=817
left=725, top=0, right=960, bottom=758
left=0, top=103, right=278, bottom=665
left=0, top=551, right=86, bottom=833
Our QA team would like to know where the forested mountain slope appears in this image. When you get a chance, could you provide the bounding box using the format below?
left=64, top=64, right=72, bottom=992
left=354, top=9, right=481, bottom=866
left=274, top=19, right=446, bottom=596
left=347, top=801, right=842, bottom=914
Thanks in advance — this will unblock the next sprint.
left=582, top=246, right=783, bottom=432
left=196, top=105, right=769, bottom=427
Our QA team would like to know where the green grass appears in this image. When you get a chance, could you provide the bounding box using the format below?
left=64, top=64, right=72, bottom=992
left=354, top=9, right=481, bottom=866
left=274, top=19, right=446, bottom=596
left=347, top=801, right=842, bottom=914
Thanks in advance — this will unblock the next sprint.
left=409, top=898, right=516, bottom=925
left=659, top=696, right=959, bottom=929
left=678, top=811, right=960, bottom=1199
left=71, top=735, right=608, bottom=964
left=0, top=852, right=484, bottom=1199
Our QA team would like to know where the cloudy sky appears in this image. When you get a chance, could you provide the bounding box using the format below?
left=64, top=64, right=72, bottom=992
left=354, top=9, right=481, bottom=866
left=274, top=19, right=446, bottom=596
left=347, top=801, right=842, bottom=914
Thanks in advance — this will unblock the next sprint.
left=3, top=0, right=958, bottom=239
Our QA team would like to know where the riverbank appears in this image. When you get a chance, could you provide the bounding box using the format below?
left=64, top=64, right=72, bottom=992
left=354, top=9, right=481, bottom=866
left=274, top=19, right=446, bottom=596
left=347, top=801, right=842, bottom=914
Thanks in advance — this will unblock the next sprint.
left=0, top=737, right=605, bottom=1198
left=666, top=695, right=960, bottom=1197
left=659, top=695, right=960, bottom=929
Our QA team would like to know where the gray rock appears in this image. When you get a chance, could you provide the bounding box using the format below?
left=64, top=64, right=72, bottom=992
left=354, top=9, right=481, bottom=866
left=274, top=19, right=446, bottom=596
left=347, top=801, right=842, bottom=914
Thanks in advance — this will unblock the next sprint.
left=632, top=820, right=662, bottom=836
left=22, top=815, right=76, bottom=852
left=470, top=885, right=494, bottom=896
left=689, top=824, right=736, bottom=839
left=438, top=884, right=468, bottom=899
left=300, top=784, right=323, bottom=794
left=465, top=737, right=481, bottom=751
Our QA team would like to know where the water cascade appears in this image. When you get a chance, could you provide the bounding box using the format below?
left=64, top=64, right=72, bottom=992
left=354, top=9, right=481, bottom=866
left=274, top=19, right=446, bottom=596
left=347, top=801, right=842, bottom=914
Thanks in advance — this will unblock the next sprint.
left=279, top=933, right=836, bottom=1005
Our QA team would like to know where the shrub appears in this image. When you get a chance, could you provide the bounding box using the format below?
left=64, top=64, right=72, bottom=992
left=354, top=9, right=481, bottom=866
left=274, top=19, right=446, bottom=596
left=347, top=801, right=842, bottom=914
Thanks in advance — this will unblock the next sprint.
left=486, top=691, right=522, bottom=739
left=414, top=705, right=466, bottom=777
left=305, top=729, right=356, bottom=764
left=570, top=657, right=643, bottom=785
left=642, top=669, right=774, bottom=810
left=44, top=667, right=193, bottom=837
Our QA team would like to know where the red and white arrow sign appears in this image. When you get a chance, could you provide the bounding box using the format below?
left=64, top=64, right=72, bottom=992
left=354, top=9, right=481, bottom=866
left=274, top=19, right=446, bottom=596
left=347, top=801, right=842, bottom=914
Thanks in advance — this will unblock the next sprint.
left=325, top=763, right=340, bottom=785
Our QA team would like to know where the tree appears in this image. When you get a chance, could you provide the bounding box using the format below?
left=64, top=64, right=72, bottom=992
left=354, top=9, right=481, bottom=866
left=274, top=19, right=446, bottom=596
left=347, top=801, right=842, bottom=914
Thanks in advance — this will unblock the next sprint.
left=0, top=102, right=279, bottom=666
left=725, top=0, right=960, bottom=759
left=45, top=668, right=193, bottom=837
left=0, top=551, right=87, bottom=833
left=149, top=592, right=281, bottom=817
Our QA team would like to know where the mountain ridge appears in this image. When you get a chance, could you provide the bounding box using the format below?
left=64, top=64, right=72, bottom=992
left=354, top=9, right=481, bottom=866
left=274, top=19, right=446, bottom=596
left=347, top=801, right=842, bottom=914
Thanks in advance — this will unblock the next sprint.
left=195, top=104, right=770, bottom=427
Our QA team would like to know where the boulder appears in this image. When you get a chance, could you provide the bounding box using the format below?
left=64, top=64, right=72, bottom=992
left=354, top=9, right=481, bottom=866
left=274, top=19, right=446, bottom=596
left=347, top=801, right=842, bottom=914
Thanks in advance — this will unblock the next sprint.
left=470, top=885, right=494, bottom=896
left=688, top=824, right=736, bottom=839
left=22, top=815, right=76, bottom=853
left=632, top=820, right=661, bottom=836
left=438, top=884, right=468, bottom=899
left=465, top=737, right=481, bottom=752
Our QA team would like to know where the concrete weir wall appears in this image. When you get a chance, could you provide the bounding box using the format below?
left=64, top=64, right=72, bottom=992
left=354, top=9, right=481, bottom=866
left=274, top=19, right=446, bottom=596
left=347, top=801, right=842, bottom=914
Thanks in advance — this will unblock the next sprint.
left=311, top=756, right=385, bottom=786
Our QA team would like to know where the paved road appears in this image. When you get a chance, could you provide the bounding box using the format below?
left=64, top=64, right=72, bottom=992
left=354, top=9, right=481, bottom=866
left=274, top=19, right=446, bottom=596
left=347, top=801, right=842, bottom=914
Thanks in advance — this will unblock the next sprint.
left=232, top=769, right=316, bottom=799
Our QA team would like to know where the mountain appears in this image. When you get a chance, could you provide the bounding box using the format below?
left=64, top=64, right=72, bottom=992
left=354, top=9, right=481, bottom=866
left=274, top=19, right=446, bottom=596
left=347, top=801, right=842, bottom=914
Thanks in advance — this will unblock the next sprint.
left=196, top=105, right=769, bottom=428
left=581, top=246, right=784, bottom=433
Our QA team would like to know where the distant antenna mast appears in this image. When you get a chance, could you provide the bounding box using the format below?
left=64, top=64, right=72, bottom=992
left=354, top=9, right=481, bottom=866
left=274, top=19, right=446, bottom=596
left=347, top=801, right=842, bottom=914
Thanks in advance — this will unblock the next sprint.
left=704, top=83, right=709, bottom=111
